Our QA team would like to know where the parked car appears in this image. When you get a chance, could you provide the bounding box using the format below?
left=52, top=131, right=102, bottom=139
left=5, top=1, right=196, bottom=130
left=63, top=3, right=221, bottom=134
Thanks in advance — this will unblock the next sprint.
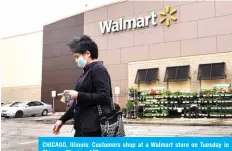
left=1, top=101, right=52, bottom=118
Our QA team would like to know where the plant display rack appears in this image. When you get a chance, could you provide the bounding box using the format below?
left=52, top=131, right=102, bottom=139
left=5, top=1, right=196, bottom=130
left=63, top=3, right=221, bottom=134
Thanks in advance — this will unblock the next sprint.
left=126, top=88, right=232, bottom=118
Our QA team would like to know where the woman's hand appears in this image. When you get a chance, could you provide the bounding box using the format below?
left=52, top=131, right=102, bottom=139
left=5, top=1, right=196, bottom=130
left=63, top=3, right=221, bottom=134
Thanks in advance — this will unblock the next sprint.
left=63, top=90, right=78, bottom=99
left=52, top=120, right=63, bottom=135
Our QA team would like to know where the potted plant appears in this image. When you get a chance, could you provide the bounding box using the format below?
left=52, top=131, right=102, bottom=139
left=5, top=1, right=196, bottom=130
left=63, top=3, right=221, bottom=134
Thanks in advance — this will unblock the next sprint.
left=128, top=87, right=138, bottom=99
left=150, top=88, right=156, bottom=95
left=126, top=100, right=134, bottom=118
left=121, top=108, right=127, bottom=118
left=173, top=91, right=182, bottom=96
left=162, top=90, right=172, bottom=97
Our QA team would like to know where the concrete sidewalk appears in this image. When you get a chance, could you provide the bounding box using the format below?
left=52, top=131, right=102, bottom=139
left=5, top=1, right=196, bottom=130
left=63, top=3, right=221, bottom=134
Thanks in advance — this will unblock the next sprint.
left=124, top=118, right=232, bottom=126
left=25, top=112, right=232, bottom=126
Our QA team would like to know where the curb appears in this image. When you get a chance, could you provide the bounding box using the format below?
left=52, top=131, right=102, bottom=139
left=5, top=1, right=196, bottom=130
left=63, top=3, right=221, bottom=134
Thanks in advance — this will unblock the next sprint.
left=31, top=119, right=232, bottom=126
left=123, top=121, right=232, bottom=126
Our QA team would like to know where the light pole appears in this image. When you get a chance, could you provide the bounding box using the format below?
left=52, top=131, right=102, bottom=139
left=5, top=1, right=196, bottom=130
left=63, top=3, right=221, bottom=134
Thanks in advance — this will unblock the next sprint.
left=51, top=91, right=56, bottom=113
left=115, top=87, right=120, bottom=104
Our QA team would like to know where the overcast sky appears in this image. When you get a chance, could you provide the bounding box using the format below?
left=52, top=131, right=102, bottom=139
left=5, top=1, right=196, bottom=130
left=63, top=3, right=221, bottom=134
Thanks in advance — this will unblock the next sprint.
left=0, top=0, right=119, bottom=39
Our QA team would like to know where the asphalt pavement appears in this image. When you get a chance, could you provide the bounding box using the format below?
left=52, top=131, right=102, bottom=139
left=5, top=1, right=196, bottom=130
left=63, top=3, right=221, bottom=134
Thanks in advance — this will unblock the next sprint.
left=3, top=113, right=232, bottom=126
left=1, top=116, right=232, bottom=151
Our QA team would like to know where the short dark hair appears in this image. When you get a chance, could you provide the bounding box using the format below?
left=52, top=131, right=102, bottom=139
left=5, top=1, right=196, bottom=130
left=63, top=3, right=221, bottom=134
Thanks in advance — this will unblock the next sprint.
left=67, top=35, right=98, bottom=59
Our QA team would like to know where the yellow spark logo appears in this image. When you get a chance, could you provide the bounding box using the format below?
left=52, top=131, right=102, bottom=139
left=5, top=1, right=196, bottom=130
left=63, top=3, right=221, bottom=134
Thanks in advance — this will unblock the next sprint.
left=159, top=6, right=177, bottom=27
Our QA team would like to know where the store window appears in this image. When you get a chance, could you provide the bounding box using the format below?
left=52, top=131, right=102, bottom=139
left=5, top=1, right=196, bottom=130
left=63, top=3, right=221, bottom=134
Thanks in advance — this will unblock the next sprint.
left=198, top=62, right=226, bottom=89
left=135, top=68, right=159, bottom=84
left=164, top=65, right=190, bottom=82
left=198, top=62, right=225, bottom=80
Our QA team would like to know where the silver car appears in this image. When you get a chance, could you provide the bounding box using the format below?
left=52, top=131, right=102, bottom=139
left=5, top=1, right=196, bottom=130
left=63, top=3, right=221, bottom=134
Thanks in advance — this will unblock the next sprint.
left=1, top=101, right=52, bottom=118
left=1, top=101, right=20, bottom=117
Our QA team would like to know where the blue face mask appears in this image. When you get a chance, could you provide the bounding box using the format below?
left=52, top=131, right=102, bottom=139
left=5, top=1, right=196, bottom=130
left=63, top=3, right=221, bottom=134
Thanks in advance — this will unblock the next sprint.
left=75, top=56, right=87, bottom=68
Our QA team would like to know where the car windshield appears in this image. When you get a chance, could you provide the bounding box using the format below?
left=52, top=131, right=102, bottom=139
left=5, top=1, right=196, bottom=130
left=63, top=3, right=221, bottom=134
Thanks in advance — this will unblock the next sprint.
left=10, top=102, right=21, bottom=107
left=12, top=102, right=25, bottom=107
left=2, top=102, right=18, bottom=107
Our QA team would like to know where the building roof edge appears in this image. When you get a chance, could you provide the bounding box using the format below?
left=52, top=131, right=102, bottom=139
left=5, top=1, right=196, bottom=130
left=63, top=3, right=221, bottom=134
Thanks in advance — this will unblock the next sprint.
left=43, top=0, right=127, bottom=26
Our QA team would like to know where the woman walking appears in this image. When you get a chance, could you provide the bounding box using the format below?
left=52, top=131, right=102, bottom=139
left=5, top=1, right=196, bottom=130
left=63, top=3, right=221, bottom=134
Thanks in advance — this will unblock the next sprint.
left=52, top=35, right=114, bottom=137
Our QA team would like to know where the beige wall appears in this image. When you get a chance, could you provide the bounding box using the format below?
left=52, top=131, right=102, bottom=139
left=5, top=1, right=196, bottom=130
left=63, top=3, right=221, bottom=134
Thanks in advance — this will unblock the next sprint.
left=201, top=79, right=226, bottom=90
left=128, top=52, right=232, bottom=92
left=139, top=83, right=159, bottom=91
left=83, top=0, right=232, bottom=107
left=2, top=86, right=41, bottom=101
left=0, top=31, right=43, bottom=102
left=168, top=81, right=191, bottom=93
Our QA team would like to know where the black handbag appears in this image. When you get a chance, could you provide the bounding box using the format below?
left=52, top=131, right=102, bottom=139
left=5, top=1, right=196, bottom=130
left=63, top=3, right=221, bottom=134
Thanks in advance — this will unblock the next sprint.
left=79, top=62, right=126, bottom=137
left=97, top=94, right=126, bottom=137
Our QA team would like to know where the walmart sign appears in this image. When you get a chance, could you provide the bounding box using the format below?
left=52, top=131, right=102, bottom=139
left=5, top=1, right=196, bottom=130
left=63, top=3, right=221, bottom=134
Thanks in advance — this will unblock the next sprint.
left=99, top=12, right=157, bottom=34
left=99, top=6, right=177, bottom=34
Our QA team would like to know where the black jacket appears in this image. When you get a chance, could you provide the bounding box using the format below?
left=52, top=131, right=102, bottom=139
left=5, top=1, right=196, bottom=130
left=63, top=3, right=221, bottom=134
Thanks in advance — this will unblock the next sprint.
left=59, top=61, right=112, bottom=133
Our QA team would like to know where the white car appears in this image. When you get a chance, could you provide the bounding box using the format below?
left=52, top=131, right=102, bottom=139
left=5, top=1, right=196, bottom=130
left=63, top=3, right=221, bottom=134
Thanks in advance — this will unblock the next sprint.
left=1, top=101, right=20, bottom=116
left=1, top=101, right=52, bottom=118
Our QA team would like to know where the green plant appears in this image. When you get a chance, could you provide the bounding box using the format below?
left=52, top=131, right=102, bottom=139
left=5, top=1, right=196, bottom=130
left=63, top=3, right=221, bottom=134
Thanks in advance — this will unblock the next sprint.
left=173, top=91, right=182, bottom=96
left=201, top=89, right=215, bottom=95
left=126, top=100, right=134, bottom=112
left=122, top=108, right=127, bottom=113
left=162, top=90, right=172, bottom=96
left=213, top=86, right=217, bottom=92
left=129, top=87, right=137, bottom=92
left=134, top=100, right=140, bottom=105
left=192, top=91, right=198, bottom=96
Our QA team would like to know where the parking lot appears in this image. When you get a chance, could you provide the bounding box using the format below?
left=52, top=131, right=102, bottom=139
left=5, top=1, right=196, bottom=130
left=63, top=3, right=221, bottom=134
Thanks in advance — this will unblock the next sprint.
left=1, top=115, right=232, bottom=151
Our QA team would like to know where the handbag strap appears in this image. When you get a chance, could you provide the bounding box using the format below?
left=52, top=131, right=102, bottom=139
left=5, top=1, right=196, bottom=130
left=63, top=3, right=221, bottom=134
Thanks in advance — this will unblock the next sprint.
left=90, top=63, right=116, bottom=116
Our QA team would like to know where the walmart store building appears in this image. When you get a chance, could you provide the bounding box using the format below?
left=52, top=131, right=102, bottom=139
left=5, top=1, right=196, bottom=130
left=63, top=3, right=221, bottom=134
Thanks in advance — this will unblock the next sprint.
left=2, top=0, right=232, bottom=111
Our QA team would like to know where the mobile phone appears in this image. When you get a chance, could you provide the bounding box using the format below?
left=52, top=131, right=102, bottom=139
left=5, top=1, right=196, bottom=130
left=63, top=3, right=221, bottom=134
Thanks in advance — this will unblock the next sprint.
left=65, top=93, right=72, bottom=103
